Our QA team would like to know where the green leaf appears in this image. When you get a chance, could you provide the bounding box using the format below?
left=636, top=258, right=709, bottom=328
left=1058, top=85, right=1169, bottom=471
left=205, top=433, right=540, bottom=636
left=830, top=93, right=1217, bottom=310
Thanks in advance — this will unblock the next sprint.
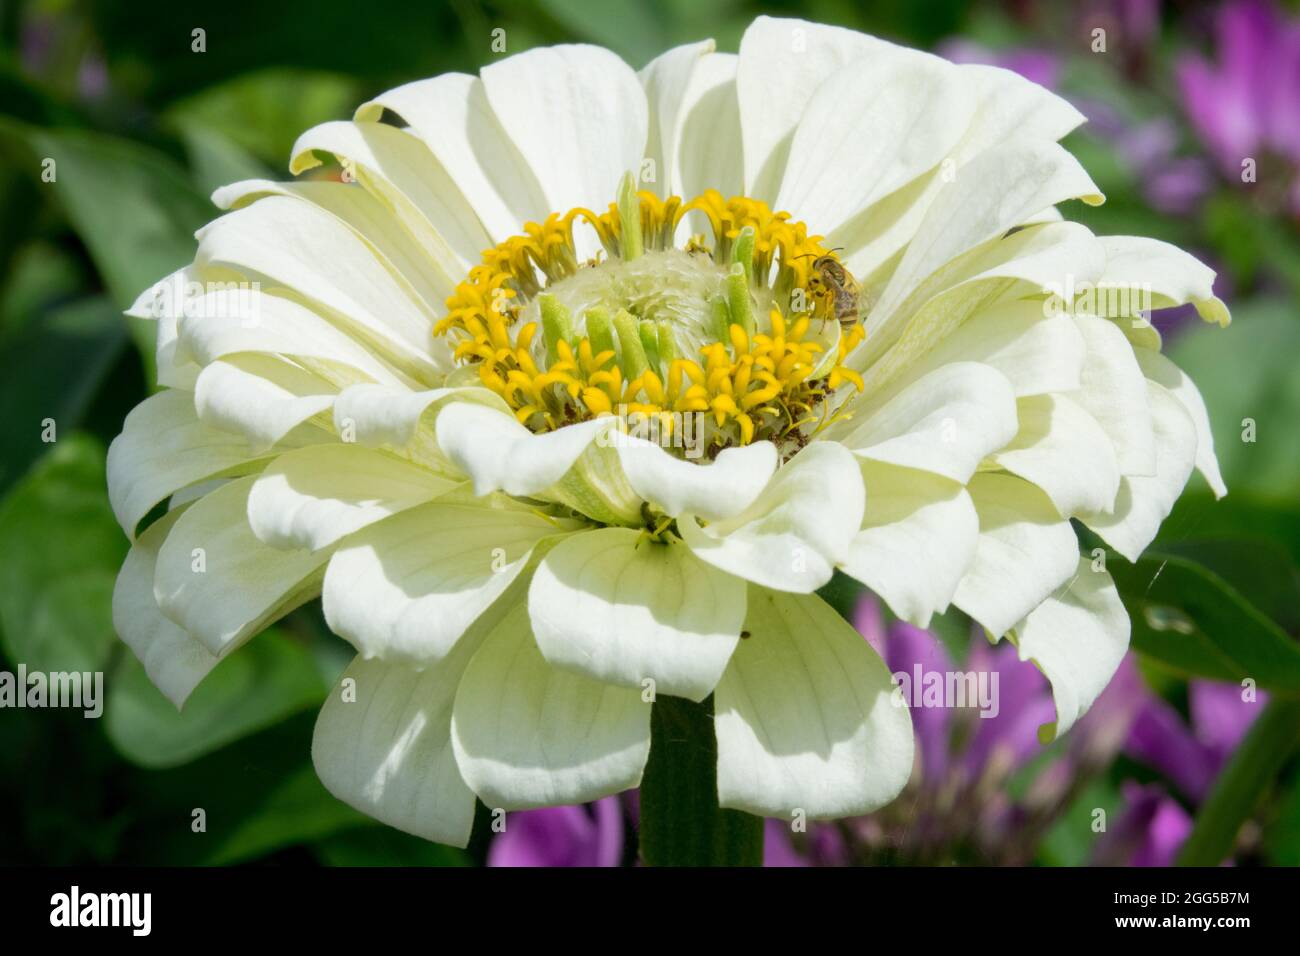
left=1155, top=538, right=1300, bottom=635
left=105, top=628, right=326, bottom=769
left=114, top=712, right=351, bottom=864
left=0, top=296, right=127, bottom=495
left=533, top=0, right=668, bottom=66
left=164, top=68, right=358, bottom=167
left=1159, top=491, right=1300, bottom=571
left=201, top=761, right=368, bottom=865
left=0, top=434, right=126, bottom=673
left=1037, top=776, right=1122, bottom=866
left=314, top=827, right=473, bottom=867
left=1178, top=696, right=1300, bottom=865
left=1263, top=770, right=1300, bottom=866
left=1168, top=299, right=1300, bottom=504
left=1110, top=551, right=1300, bottom=692
left=1, top=122, right=212, bottom=311
left=175, top=122, right=271, bottom=198
left=0, top=240, right=88, bottom=341
left=0, top=120, right=214, bottom=383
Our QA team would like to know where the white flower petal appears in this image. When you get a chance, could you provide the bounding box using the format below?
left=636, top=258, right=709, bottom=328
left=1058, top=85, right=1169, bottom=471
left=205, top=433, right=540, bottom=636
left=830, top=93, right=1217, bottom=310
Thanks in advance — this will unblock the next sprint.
left=128, top=265, right=202, bottom=387
left=678, top=442, right=864, bottom=593
left=246, top=444, right=457, bottom=552
left=154, top=476, right=331, bottom=655
left=872, top=300, right=1085, bottom=400
left=867, top=145, right=1103, bottom=348
left=435, top=401, right=613, bottom=498
left=616, top=436, right=777, bottom=521
left=952, top=472, right=1080, bottom=637
left=673, top=52, right=742, bottom=200
left=107, top=389, right=327, bottom=539
left=331, top=382, right=508, bottom=463
left=112, top=507, right=221, bottom=708
left=323, top=501, right=573, bottom=665
left=736, top=16, right=905, bottom=199
left=840, top=461, right=978, bottom=627
left=196, top=196, right=442, bottom=382
left=1097, top=235, right=1230, bottom=327
left=989, top=393, right=1121, bottom=517
left=290, top=120, right=489, bottom=275
left=451, top=603, right=651, bottom=809
left=1135, top=348, right=1226, bottom=499
left=852, top=221, right=1103, bottom=386
left=640, top=40, right=716, bottom=199
left=714, top=586, right=913, bottom=818
left=1078, top=381, right=1197, bottom=561
left=1011, top=557, right=1130, bottom=740
left=529, top=528, right=744, bottom=702
left=841, top=362, right=1018, bottom=483
left=775, top=53, right=972, bottom=237
left=1071, top=315, right=1156, bottom=476
left=832, top=66, right=1085, bottom=285
left=193, top=355, right=337, bottom=453
left=955, top=63, right=1085, bottom=156
left=212, top=177, right=454, bottom=318
left=312, top=634, right=487, bottom=847
left=354, top=73, right=549, bottom=244
left=178, top=287, right=407, bottom=388
left=480, top=44, right=647, bottom=217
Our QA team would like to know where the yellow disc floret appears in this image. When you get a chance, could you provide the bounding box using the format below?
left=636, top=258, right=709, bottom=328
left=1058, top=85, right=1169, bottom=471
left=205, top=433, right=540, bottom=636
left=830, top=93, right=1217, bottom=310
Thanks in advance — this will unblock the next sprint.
left=434, top=176, right=866, bottom=459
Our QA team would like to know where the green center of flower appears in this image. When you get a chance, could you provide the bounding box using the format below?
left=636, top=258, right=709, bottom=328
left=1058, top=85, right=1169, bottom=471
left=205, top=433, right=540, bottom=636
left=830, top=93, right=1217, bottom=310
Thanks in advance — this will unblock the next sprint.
left=435, top=174, right=866, bottom=459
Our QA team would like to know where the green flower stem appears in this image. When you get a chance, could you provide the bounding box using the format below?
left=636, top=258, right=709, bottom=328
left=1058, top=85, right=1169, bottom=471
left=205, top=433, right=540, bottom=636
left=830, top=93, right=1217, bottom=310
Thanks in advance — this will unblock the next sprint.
left=1177, top=695, right=1300, bottom=866
left=640, top=694, right=764, bottom=866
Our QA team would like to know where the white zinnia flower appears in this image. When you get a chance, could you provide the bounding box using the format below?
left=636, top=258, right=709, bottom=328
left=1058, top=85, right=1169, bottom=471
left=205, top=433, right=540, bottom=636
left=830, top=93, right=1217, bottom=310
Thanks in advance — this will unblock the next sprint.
left=108, top=17, right=1230, bottom=848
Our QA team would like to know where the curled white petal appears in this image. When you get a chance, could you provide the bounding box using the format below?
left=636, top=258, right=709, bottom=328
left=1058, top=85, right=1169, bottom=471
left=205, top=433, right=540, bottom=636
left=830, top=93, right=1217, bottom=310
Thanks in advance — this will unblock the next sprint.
left=529, top=529, right=744, bottom=701
left=616, top=435, right=777, bottom=521
left=679, top=442, right=864, bottom=593
left=451, top=603, right=652, bottom=810
left=715, top=586, right=914, bottom=818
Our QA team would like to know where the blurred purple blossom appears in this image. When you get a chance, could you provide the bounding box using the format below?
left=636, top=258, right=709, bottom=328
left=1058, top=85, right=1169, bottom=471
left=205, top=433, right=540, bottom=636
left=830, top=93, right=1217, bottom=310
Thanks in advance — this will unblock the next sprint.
left=488, top=797, right=623, bottom=867
left=1092, top=782, right=1193, bottom=866
left=1100, top=678, right=1266, bottom=864
left=1177, top=0, right=1300, bottom=212
left=838, top=594, right=1147, bottom=865
left=940, top=38, right=1061, bottom=89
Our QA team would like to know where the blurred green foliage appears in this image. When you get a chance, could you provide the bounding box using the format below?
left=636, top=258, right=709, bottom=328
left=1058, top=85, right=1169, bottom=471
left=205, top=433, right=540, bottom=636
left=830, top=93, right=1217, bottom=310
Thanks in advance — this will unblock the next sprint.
left=0, top=0, right=1297, bottom=866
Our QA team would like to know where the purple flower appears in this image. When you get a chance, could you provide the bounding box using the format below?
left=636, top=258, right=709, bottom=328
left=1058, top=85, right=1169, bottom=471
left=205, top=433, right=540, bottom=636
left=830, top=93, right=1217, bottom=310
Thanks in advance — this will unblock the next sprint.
left=939, top=39, right=1061, bottom=89
left=1103, top=678, right=1266, bottom=865
left=1126, top=680, right=1266, bottom=804
left=1093, top=782, right=1193, bottom=867
left=488, top=797, right=623, bottom=867
left=1177, top=0, right=1300, bottom=211
left=844, top=594, right=1147, bottom=864
left=1098, top=678, right=1265, bottom=866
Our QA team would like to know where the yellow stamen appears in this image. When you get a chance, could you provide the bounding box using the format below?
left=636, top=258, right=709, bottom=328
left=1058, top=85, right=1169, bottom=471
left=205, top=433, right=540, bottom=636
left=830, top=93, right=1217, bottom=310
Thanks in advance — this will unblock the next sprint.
left=436, top=188, right=867, bottom=458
